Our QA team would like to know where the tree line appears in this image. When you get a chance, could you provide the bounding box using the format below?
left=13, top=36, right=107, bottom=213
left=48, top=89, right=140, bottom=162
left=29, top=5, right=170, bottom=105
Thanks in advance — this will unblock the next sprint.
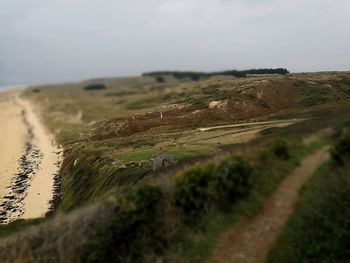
left=143, top=68, right=290, bottom=80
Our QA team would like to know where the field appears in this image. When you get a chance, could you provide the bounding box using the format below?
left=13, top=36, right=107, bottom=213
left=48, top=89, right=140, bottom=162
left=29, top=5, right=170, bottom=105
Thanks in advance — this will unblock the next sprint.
left=0, top=71, right=349, bottom=262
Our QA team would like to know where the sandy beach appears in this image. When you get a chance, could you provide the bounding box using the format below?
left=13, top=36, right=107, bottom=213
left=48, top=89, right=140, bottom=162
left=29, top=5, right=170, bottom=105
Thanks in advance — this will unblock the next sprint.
left=0, top=88, right=61, bottom=223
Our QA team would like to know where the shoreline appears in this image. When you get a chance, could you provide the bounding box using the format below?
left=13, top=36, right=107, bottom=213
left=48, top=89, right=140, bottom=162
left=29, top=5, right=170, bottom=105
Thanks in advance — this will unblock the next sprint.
left=0, top=89, right=62, bottom=223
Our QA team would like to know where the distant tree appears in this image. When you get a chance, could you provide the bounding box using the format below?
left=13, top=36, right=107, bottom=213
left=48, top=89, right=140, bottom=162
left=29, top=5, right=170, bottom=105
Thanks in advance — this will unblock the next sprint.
left=231, top=71, right=247, bottom=78
left=191, top=75, right=200, bottom=81
left=83, top=84, right=106, bottom=91
left=155, top=76, right=165, bottom=83
left=142, top=68, right=290, bottom=80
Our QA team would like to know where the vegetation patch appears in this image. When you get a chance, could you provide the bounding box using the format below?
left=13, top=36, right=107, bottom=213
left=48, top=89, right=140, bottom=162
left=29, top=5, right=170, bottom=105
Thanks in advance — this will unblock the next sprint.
left=143, top=68, right=290, bottom=79
left=174, top=156, right=252, bottom=216
left=268, top=122, right=350, bottom=263
left=83, top=84, right=107, bottom=91
left=83, top=185, right=164, bottom=263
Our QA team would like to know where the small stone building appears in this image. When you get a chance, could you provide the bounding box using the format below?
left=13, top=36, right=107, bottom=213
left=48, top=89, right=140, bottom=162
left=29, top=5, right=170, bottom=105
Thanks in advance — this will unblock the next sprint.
left=150, top=152, right=173, bottom=171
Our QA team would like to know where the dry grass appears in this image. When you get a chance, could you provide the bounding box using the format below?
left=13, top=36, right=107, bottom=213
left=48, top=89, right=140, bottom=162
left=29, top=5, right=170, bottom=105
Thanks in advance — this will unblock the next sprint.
left=0, top=199, right=117, bottom=263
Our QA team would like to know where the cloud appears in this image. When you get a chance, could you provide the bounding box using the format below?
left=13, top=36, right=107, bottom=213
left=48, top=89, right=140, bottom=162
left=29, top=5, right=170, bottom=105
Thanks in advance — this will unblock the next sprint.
left=1, top=0, right=350, bottom=84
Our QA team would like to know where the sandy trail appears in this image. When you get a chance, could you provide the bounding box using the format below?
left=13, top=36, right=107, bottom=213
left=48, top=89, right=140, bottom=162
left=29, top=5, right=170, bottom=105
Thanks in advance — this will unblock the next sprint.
left=0, top=89, right=61, bottom=223
left=208, top=146, right=330, bottom=263
left=179, top=119, right=301, bottom=147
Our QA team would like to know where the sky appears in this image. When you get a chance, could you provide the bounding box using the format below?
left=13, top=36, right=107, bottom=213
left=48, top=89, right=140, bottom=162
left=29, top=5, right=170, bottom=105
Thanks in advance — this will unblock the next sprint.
left=1, top=0, right=350, bottom=85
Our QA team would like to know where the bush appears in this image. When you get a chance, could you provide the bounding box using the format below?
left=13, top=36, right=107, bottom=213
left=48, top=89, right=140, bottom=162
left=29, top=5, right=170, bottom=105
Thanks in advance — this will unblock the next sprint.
left=155, top=76, right=165, bottom=83
left=84, top=185, right=164, bottom=263
left=83, top=84, right=106, bottom=91
left=191, top=75, right=200, bottom=81
left=257, top=148, right=271, bottom=162
left=174, top=164, right=217, bottom=215
left=273, top=138, right=290, bottom=160
left=174, top=155, right=253, bottom=215
left=32, top=88, right=40, bottom=93
left=331, top=129, right=350, bottom=165
left=214, top=156, right=252, bottom=206
left=121, top=185, right=163, bottom=221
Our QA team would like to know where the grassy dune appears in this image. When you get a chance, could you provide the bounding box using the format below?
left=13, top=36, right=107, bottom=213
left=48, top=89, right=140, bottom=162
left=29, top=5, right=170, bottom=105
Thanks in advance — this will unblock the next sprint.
left=22, top=72, right=350, bottom=210
left=0, top=72, right=348, bottom=262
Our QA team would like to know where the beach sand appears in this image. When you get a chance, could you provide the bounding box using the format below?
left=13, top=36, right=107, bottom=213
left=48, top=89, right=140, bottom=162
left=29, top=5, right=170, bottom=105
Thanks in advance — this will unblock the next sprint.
left=0, top=89, right=61, bottom=222
left=0, top=91, right=27, bottom=199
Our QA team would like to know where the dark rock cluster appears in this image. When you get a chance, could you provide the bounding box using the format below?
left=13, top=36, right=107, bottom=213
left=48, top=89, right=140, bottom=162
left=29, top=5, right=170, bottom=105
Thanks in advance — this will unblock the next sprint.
left=46, top=155, right=62, bottom=217
left=0, top=109, right=42, bottom=224
left=0, top=143, right=42, bottom=224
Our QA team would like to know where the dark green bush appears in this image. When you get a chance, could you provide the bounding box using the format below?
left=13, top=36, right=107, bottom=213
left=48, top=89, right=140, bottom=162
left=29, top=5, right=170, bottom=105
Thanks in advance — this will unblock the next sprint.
left=191, top=75, right=200, bottom=81
left=257, top=148, right=271, bottom=162
left=121, top=185, right=163, bottom=222
left=174, top=155, right=253, bottom=215
left=155, top=76, right=164, bottom=83
left=32, top=88, right=41, bottom=93
left=84, top=185, right=164, bottom=263
left=273, top=138, right=290, bottom=160
left=174, top=164, right=216, bottom=215
left=331, top=129, right=350, bottom=165
left=83, top=84, right=106, bottom=91
left=214, top=156, right=252, bottom=205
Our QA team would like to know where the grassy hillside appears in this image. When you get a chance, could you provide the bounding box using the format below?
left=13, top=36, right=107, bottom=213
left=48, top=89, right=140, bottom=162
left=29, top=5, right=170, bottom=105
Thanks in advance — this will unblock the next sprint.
left=22, top=72, right=350, bottom=211
left=0, top=71, right=347, bottom=262
left=0, top=131, right=330, bottom=262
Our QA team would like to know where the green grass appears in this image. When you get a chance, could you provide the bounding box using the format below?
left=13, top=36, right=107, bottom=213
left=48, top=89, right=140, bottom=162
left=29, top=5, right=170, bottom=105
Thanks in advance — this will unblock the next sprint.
left=268, top=125, right=350, bottom=263
left=267, top=161, right=350, bottom=263
left=163, top=138, right=325, bottom=263
left=298, top=85, right=339, bottom=107
left=59, top=147, right=152, bottom=211
left=169, top=146, right=213, bottom=161
left=118, top=149, right=156, bottom=163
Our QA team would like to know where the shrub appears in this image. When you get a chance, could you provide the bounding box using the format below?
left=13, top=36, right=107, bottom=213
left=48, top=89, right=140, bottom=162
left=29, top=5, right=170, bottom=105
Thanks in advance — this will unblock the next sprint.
left=174, top=155, right=253, bottom=215
left=84, top=185, right=163, bottom=263
left=257, top=148, right=271, bottom=162
left=273, top=138, right=290, bottom=160
left=214, top=156, right=252, bottom=205
left=121, top=185, right=163, bottom=222
left=191, top=75, right=200, bottom=81
left=331, top=129, right=350, bottom=165
left=155, top=76, right=165, bottom=83
left=174, top=164, right=216, bottom=215
left=32, top=88, right=40, bottom=93
left=83, top=84, right=106, bottom=91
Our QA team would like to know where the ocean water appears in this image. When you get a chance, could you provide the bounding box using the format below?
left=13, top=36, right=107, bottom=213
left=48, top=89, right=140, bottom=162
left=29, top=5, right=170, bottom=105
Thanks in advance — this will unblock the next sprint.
left=0, top=86, right=9, bottom=92
left=0, top=85, right=27, bottom=92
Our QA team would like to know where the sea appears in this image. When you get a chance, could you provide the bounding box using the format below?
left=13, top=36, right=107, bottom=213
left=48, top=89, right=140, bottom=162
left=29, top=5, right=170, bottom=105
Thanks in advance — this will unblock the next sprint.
left=0, top=85, right=27, bottom=92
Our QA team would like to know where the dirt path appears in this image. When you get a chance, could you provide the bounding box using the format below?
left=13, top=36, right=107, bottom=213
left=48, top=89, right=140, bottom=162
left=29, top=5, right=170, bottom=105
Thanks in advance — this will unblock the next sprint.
left=208, top=146, right=330, bottom=263
left=198, top=119, right=302, bottom=132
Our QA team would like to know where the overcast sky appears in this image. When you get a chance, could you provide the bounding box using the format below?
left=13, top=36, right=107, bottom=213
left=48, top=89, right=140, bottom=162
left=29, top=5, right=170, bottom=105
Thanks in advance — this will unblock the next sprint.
left=1, top=0, right=350, bottom=85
